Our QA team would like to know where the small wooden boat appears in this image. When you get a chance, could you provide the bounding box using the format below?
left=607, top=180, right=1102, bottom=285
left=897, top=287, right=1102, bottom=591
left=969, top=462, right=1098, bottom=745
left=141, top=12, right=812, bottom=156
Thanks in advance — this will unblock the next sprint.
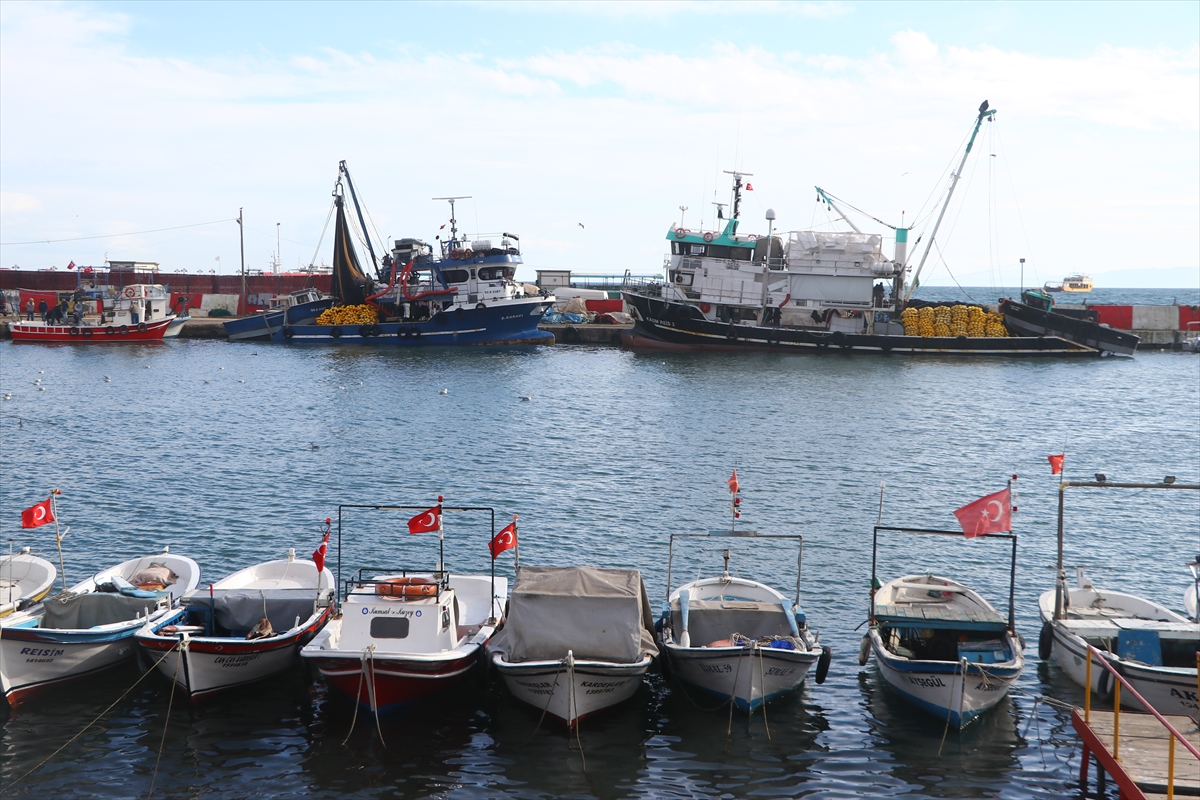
left=0, top=549, right=200, bottom=706
left=1038, top=571, right=1199, bottom=720
left=1039, top=477, right=1200, bottom=720
left=659, top=535, right=830, bottom=712
left=489, top=566, right=657, bottom=726
left=863, top=525, right=1024, bottom=729
left=0, top=550, right=56, bottom=617
left=301, top=500, right=508, bottom=713
left=136, top=550, right=334, bottom=699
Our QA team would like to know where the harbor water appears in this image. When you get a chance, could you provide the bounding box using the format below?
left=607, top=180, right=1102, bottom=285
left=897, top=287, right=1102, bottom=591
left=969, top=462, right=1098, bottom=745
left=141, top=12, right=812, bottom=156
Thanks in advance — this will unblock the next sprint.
left=0, top=338, right=1197, bottom=798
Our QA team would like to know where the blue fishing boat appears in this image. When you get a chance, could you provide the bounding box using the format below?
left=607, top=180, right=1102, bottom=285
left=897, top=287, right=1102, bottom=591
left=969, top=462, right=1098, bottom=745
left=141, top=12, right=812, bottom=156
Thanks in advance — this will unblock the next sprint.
left=222, top=289, right=333, bottom=342
left=271, top=162, right=554, bottom=346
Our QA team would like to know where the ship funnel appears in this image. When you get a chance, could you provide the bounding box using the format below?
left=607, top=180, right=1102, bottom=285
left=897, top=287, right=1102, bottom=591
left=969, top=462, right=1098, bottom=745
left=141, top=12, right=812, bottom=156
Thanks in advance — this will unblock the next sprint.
left=894, top=227, right=909, bottom=266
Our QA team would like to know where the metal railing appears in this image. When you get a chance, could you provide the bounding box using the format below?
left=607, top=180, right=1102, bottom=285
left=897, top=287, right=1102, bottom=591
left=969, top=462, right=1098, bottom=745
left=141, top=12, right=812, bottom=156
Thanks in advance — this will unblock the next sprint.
left=1082, top=643, right=1200, bottom=799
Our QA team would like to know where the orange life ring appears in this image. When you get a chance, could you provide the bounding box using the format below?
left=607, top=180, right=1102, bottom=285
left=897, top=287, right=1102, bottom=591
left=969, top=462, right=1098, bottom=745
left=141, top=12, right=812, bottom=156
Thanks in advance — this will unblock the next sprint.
left=450, top=249, right=463, bottom=260
left=376, top=577, right=438, bottom=597
left=123, top=287, right=136, bottom=298
left=674, top=229, right=687, bottom=240
left=703, top=232, right=714, bottom=242
left=463, top=249, right=474, bottom=259
left=700, top=303, right=711, bottom=313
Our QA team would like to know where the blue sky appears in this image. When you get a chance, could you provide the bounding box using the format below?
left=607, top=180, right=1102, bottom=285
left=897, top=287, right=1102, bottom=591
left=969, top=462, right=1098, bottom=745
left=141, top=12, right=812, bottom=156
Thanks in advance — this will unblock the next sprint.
left=1, top=1, right=1197, bottom=287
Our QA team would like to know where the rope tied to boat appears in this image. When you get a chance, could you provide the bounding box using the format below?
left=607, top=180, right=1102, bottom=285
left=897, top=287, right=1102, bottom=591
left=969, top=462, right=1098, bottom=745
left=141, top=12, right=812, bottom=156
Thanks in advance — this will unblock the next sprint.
left=2, top=639, right=184, bottom=793
left=146, top=636, right=186, bottom=798
left=522, top=657, right=568, bottom=745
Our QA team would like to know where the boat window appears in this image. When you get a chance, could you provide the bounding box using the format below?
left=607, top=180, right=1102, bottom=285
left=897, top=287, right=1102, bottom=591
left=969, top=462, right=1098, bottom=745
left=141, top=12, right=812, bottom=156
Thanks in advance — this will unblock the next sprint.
left=369, top=617, right=410, bottom=639
left=707, top=244, right=753, bottom=262
left=689, top=244, right=706, bottom=256
left=670, top=270, right=694, bottom=286
left=478, top=267, right=508, bottom=281
left=442, top=269, right=470, bottom=284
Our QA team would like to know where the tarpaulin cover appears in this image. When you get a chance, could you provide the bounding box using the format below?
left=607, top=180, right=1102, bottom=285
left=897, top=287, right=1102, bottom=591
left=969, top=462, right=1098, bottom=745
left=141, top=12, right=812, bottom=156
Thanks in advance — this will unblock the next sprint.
left=488, top=566, right=658, bottom=663
left=182, top=588, right=321, bottom=633
left=42, top=592, right=162, bottom=629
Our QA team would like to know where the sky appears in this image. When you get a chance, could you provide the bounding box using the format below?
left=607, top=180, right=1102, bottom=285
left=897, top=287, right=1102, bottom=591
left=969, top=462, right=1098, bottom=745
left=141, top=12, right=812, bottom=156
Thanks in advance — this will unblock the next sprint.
left=1, top=1, right=1197, bottom=288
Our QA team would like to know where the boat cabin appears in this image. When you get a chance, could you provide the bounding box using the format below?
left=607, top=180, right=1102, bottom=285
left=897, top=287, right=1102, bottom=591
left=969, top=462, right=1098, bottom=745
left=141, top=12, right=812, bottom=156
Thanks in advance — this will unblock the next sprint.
left=108, top=284, right=174, bottom=326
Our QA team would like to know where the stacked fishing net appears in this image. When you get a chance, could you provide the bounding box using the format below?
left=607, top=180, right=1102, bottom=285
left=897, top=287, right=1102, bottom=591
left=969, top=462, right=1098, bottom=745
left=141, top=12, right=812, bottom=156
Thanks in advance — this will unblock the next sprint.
left=899, top=305, right=1008, bottom=337
left=316, top=304, right=379, bottom=326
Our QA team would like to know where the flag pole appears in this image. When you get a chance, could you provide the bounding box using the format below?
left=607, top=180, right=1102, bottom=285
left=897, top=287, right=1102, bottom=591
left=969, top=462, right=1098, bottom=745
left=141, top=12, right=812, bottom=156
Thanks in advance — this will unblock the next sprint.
left=437, top=495, right=444, bottom=575
left=513, top=514, right=519, bottom=570
left=50, top=489, right=65, bottom=593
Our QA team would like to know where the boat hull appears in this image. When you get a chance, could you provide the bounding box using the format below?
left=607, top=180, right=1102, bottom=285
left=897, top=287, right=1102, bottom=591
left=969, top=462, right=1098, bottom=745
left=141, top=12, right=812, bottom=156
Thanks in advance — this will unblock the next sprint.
left=999, top=299, right=1137, bottom=355
left=8, top=318, right=173, bottom=343
left=492, top=653, right=651, bottom=726
left=869, top=631, right=1023, bottom=729
left=622, top=294, right=1098, bottom=356
left=0, top=616, right=162, bottom=705
left=1039, top=605, right=1199, bottom=720
left=271, top=298, right=554, bottom=346
left=137, top=606, right=332, bottom=699
left=665, top=643, right=817, bottom=712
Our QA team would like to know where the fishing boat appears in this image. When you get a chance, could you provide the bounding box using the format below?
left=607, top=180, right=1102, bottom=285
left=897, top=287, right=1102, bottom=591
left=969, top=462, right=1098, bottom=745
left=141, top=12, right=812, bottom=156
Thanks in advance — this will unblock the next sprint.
left=1043, top=274, right=1094, bottom=293
left=268, top=162, right=554, bottom=346
left=489, top=566, right=658, bottom=726
left=1000, top=290, right=1138, bottom=355
left=221, top=289, right=332, bottom=342
left=8, top=284, right=185, bottom=343
left=659, top=540, right=830, bottom=712
left=863, top=524, right=1024, bottom=729
left=0, top=549, right=200, bottom=705
left=135, top=549, right=335, bottom=699
left=300, top=501, right=508, bottom=713
left=0, top=550, right=56, bottom=617
left=1038, top=477, right=1200, bottom=720
left=622, top=102, right=1136, bottom=357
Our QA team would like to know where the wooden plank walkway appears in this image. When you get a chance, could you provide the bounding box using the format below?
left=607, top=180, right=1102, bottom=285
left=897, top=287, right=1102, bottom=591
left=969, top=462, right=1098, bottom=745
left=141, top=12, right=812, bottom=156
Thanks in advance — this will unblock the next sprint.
left=1074, top=709, right=1200, bottom=799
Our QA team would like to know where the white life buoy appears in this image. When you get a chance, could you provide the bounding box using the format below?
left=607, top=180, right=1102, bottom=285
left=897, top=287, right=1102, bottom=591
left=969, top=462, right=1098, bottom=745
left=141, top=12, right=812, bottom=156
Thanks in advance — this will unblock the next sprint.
left=123, top=287, right=136, bottom=298
left=703, top=232, right=714, bottom=243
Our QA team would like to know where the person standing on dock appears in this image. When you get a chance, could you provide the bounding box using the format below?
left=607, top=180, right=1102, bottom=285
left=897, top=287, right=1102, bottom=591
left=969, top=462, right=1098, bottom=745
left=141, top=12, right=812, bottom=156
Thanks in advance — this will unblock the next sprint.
left=25, top=299, right=35, bottom=320
left=37, top=298, right=48, bottom=321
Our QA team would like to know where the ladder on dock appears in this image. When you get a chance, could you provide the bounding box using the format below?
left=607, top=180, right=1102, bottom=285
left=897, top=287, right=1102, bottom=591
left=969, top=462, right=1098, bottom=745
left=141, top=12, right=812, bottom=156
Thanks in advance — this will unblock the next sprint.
left=1073, top=645, right=1199, bottom=800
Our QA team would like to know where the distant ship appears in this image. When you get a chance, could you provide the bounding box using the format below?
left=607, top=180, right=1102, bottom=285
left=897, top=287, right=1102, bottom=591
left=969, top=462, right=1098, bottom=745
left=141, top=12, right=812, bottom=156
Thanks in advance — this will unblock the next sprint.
left=1043, top=274, right=1094, bottom=293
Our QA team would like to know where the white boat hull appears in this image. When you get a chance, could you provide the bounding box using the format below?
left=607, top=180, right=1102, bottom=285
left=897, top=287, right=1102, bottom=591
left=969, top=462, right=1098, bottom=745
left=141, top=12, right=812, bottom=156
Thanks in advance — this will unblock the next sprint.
left=870, top=630, right=1022, bottom=728
left=493, top=653, right=651, bottom=726
left=1039, top=592, right=1199, bottom=720
left=666, top=643, right=818, bottom=711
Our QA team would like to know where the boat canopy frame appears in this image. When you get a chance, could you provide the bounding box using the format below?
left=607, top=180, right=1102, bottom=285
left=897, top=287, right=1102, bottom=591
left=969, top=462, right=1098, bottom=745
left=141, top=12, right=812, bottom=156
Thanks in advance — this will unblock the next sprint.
left=870, top=525, right=1017, bottom=634
left=1053, top=479, right=1200, bottom=621
left=334, top=503, right=501, bottom=623
left=665, top=531, right=803, bottom=612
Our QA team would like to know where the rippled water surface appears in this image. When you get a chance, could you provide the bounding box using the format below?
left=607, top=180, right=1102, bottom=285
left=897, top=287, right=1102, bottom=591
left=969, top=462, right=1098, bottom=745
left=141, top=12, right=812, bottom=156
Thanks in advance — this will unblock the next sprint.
left=1, top=339, right=1198, bottom=799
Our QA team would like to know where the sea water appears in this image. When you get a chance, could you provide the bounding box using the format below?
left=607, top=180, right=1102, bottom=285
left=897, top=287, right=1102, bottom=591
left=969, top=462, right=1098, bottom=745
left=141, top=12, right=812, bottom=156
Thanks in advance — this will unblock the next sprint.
left=0, top=335, right=1197, bottom=799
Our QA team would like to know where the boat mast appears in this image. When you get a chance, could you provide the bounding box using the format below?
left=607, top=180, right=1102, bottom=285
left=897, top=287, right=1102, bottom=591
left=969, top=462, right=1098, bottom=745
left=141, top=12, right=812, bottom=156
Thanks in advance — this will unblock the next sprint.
left=433, top=196, right=472, bottom=249
left=722, top=171, right=751, bottom=231
left=338, top=161, right=379, bottom=274
left=903, top=100, right=996, bottom=304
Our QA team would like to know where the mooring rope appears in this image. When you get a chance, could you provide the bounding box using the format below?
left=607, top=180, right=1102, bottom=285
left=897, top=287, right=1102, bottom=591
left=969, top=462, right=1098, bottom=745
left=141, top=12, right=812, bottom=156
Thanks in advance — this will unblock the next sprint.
left=367, top=647, right=387, bottom=749
left=3, top=640, right=181, bottom=792
left=523, top=658, right=568, bottom=744
left=756, top=644, right=771, bottom=741
left=146, top=638, right=185, bottom=798
left=341, top=657, right=367, bottom=746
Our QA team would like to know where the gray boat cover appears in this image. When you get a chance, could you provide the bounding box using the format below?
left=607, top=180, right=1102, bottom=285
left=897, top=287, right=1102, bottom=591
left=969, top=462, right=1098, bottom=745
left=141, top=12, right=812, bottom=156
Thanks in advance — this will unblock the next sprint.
left=42, top=592, right=163, bottom=629
left=489, top=566, right=658, bottom=663
left=182, top=588, right=323, bottom=632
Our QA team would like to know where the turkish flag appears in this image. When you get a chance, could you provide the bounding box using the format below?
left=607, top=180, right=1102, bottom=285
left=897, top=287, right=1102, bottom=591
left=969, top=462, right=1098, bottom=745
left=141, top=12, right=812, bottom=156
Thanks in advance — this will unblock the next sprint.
left=1048, top=454, right=1065, bottom=475
left=489, top=520, right=517, bottom=559
left=408, top=507, right=441, bottom=534
left=746, top=183, right=754, bottom=191
left=312, top=530, right=330, bottom=574
left=952, top=487, right=1012, bottom=538
left=67, top=261, right=76, bottom=270
left=21, top=499, right=55, bottom=529
left=728, top=469, right=740, bottom=495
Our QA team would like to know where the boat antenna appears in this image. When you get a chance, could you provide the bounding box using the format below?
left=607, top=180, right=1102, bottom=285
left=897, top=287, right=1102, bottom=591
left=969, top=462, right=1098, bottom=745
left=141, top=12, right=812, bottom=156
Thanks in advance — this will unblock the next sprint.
left=49, top=489, right=65, bottom=593
left=433, top=197, right=472, bottom=246
left=338, top=161, right=380, bottom=273
left=722, top=170, right=752, bottom=228
left=903, top=100, right=996, bottom=304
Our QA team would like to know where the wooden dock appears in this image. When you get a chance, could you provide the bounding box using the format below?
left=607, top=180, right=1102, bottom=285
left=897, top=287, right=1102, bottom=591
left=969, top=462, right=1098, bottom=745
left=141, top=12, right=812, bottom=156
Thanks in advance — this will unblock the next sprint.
left=1074, top=708, right=1200, bottom=799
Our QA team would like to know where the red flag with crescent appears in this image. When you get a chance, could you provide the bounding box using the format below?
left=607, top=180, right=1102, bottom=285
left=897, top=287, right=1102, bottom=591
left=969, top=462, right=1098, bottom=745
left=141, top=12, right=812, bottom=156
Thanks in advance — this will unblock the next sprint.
left=952, top=487, right=1012, bottom=539
left=408, top=507, right=441, bottom=534
left=312, top=520, right=331, bottom=573
left=21, top=499, right=55, bottom=529
left=1047, top=454, right=1065, bottom=475
left=489, top=519, right=517, bottom=559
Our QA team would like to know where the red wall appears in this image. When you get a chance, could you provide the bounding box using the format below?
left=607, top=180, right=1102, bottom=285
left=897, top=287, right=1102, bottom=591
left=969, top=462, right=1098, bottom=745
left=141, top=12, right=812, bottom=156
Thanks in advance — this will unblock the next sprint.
left=1090, top=305, right=1133, bottom=329
left=0, top=270, right=330, bottom=295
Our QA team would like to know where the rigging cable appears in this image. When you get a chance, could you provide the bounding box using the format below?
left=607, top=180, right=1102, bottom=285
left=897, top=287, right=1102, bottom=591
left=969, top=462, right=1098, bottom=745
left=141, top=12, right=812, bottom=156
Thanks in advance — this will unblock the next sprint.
left=1, top=219, right=237, bottom=247
left=308, top=200, right=336, bottom=268
left=994, top=123, right=1040, bottom=288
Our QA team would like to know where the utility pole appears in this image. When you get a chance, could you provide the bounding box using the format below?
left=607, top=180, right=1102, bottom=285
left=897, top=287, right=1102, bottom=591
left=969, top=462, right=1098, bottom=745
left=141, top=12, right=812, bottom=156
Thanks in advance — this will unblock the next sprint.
left=238, top=208, right=246, bottom=315
left=1019, top=258, right=1025, bottom=292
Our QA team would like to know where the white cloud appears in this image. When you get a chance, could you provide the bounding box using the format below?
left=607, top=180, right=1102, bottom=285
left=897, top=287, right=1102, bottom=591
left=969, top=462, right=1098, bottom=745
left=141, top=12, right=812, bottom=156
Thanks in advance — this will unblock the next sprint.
left=0, top=3, right=1196, bottom=284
